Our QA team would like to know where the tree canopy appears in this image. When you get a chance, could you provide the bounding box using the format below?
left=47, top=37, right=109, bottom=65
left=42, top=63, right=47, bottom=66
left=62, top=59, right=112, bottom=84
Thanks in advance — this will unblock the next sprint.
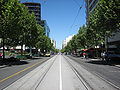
left=0, top=0, right=55, bottom=58
left=62, top=0, right=119, bottom=53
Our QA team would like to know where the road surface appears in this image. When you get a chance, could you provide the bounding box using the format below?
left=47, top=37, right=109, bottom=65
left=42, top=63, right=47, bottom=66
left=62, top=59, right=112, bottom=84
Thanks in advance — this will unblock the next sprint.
left=1, top=55, right=119, bottom=90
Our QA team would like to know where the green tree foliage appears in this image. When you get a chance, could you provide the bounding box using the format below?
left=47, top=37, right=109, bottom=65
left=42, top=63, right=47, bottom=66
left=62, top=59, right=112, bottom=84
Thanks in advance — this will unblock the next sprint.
left=36, top=35, right=53, bottom=54
left=77, top=26, right=89, bottom=48
left=69, top=35, right=78, bottom=53
left=52, top=0, right=120, bottom=54
left=63, top=0, right=119, bottom=54
left=88, top=0, right=120, bottom=42
left=0, top=0, right=22, bottom=58
left=0, top=0, right=54, bottom=57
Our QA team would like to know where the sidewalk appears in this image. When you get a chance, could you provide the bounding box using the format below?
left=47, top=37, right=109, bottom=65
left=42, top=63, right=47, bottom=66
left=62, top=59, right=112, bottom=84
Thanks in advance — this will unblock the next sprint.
left=89, top=58, right=120, bottom=68
left=0, top=65, right=7, bottom=68
left=68, top=55, right=120, bottom=70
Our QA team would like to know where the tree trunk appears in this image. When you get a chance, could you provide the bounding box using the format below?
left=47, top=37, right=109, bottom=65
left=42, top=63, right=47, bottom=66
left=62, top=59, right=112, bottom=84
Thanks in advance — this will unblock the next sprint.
left=2, top=37, right=5, bottom=60
left=30, top=46, right=32, bottom=56
left=21, top=45, right=23, bottom=55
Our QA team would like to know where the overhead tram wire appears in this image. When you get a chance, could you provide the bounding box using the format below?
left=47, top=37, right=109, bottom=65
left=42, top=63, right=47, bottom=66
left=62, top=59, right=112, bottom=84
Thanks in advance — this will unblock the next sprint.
left=72, top=0, right=81, bottom=7
left=70, top=6, right=82, bottom=29
left=70, top=0, right=85, bottom=30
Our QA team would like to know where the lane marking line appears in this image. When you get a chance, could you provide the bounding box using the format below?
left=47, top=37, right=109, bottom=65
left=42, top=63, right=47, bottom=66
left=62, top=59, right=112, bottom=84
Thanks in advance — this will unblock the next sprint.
left=0, top=60, right=46, bottom=83
left=60, top=55, right=62, bottom=90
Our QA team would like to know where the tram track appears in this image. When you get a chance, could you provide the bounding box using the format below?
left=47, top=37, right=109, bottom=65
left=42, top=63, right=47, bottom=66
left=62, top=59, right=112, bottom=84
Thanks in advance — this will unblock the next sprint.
left=34, top=55, right=58, bottom=90
left=63, top=55, right=92, bottom=90
left=3, top=55, right=119, bottom=90
left=3, top=55, right=58, bottom=90
left=63, top=55, right=119, bottom=90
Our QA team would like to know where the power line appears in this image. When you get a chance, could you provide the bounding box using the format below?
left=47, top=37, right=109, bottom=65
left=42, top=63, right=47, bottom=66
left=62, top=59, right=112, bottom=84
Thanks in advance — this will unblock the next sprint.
left=70, top=0, right=85, bottom=30
left=70, top=6, right=82, bottom=29
left=72, top=0, right=80, bottom=6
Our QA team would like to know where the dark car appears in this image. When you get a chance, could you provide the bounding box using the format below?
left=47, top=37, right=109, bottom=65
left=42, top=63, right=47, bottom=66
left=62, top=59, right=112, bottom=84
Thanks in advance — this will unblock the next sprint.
left=101, top=51, right=120, bottom=61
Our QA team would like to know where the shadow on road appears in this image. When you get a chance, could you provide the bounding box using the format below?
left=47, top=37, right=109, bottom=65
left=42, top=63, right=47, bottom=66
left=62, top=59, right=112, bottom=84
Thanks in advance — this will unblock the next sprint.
left=0, top=59, right=29, bottom=67
left=87, top=59, right=120, bottom=66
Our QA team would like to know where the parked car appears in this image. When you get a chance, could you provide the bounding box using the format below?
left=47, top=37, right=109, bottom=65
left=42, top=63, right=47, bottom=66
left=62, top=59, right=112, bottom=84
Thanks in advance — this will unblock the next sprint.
left=101, top=51, right=120, bottom=61
left=44, top=53, right=51, bottom=57
left=25, top=54, right=32, bottom=59
left=8, top=53, right=20, bottom=61
left=9, top=53, right=17, bottom=58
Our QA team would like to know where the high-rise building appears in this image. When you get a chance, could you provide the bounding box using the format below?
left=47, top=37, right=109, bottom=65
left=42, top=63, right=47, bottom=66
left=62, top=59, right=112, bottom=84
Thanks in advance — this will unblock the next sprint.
left=22, top=2, right=50, bottom=37
left=62, top=40, right=66, bottom=49
left=85, top=0, right=98, bottom=23
left=62, top=35, right=74, bottom=49
left=107, top=32, right=120, bottom=51
left=22, top=2, right=41, bottom=24
left=40, top=20, right=50, bottom=37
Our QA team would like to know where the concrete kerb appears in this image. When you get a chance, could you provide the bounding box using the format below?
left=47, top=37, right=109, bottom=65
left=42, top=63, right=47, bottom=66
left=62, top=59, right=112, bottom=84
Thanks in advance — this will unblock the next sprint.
left=0, top=65, right=8, bottom=68
left=86, top=58, right=120, bottom=68
left=115, top=65, right=120, bottom=68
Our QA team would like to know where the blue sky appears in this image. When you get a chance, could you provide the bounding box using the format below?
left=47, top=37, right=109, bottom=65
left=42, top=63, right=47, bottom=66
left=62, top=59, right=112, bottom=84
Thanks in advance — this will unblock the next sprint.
left=21, top=0, right=86, bottom=49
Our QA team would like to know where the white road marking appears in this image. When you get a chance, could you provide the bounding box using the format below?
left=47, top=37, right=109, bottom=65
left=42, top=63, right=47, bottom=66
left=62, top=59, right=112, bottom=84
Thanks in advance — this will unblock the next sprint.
left=60, top=55, right=62, bottom=90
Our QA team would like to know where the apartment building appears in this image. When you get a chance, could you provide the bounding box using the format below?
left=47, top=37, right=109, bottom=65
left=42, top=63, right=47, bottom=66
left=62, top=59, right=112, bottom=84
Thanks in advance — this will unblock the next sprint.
left=22, top=2, right=41, bottom=24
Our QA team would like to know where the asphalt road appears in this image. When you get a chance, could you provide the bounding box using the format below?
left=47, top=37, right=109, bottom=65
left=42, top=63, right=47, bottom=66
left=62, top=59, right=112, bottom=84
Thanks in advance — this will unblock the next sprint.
left=0, top=56, right=52, bottom=89
left=2, top=55, right=119, bottom=90
left=67, top=55, right=120, bottom=89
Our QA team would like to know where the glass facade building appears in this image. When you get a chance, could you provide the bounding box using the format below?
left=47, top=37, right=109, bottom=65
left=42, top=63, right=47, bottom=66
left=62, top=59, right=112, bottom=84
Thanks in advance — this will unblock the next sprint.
left=40, top=20, right=50, bottom=37
left=85, top=0, right=98, bottom=23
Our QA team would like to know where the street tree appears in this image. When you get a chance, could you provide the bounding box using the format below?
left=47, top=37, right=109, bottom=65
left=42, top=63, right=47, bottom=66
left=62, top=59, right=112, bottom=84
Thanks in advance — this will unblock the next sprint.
left=88, top=0, right=120, bottom=44
left=36, top=35, right=52, bottom=54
